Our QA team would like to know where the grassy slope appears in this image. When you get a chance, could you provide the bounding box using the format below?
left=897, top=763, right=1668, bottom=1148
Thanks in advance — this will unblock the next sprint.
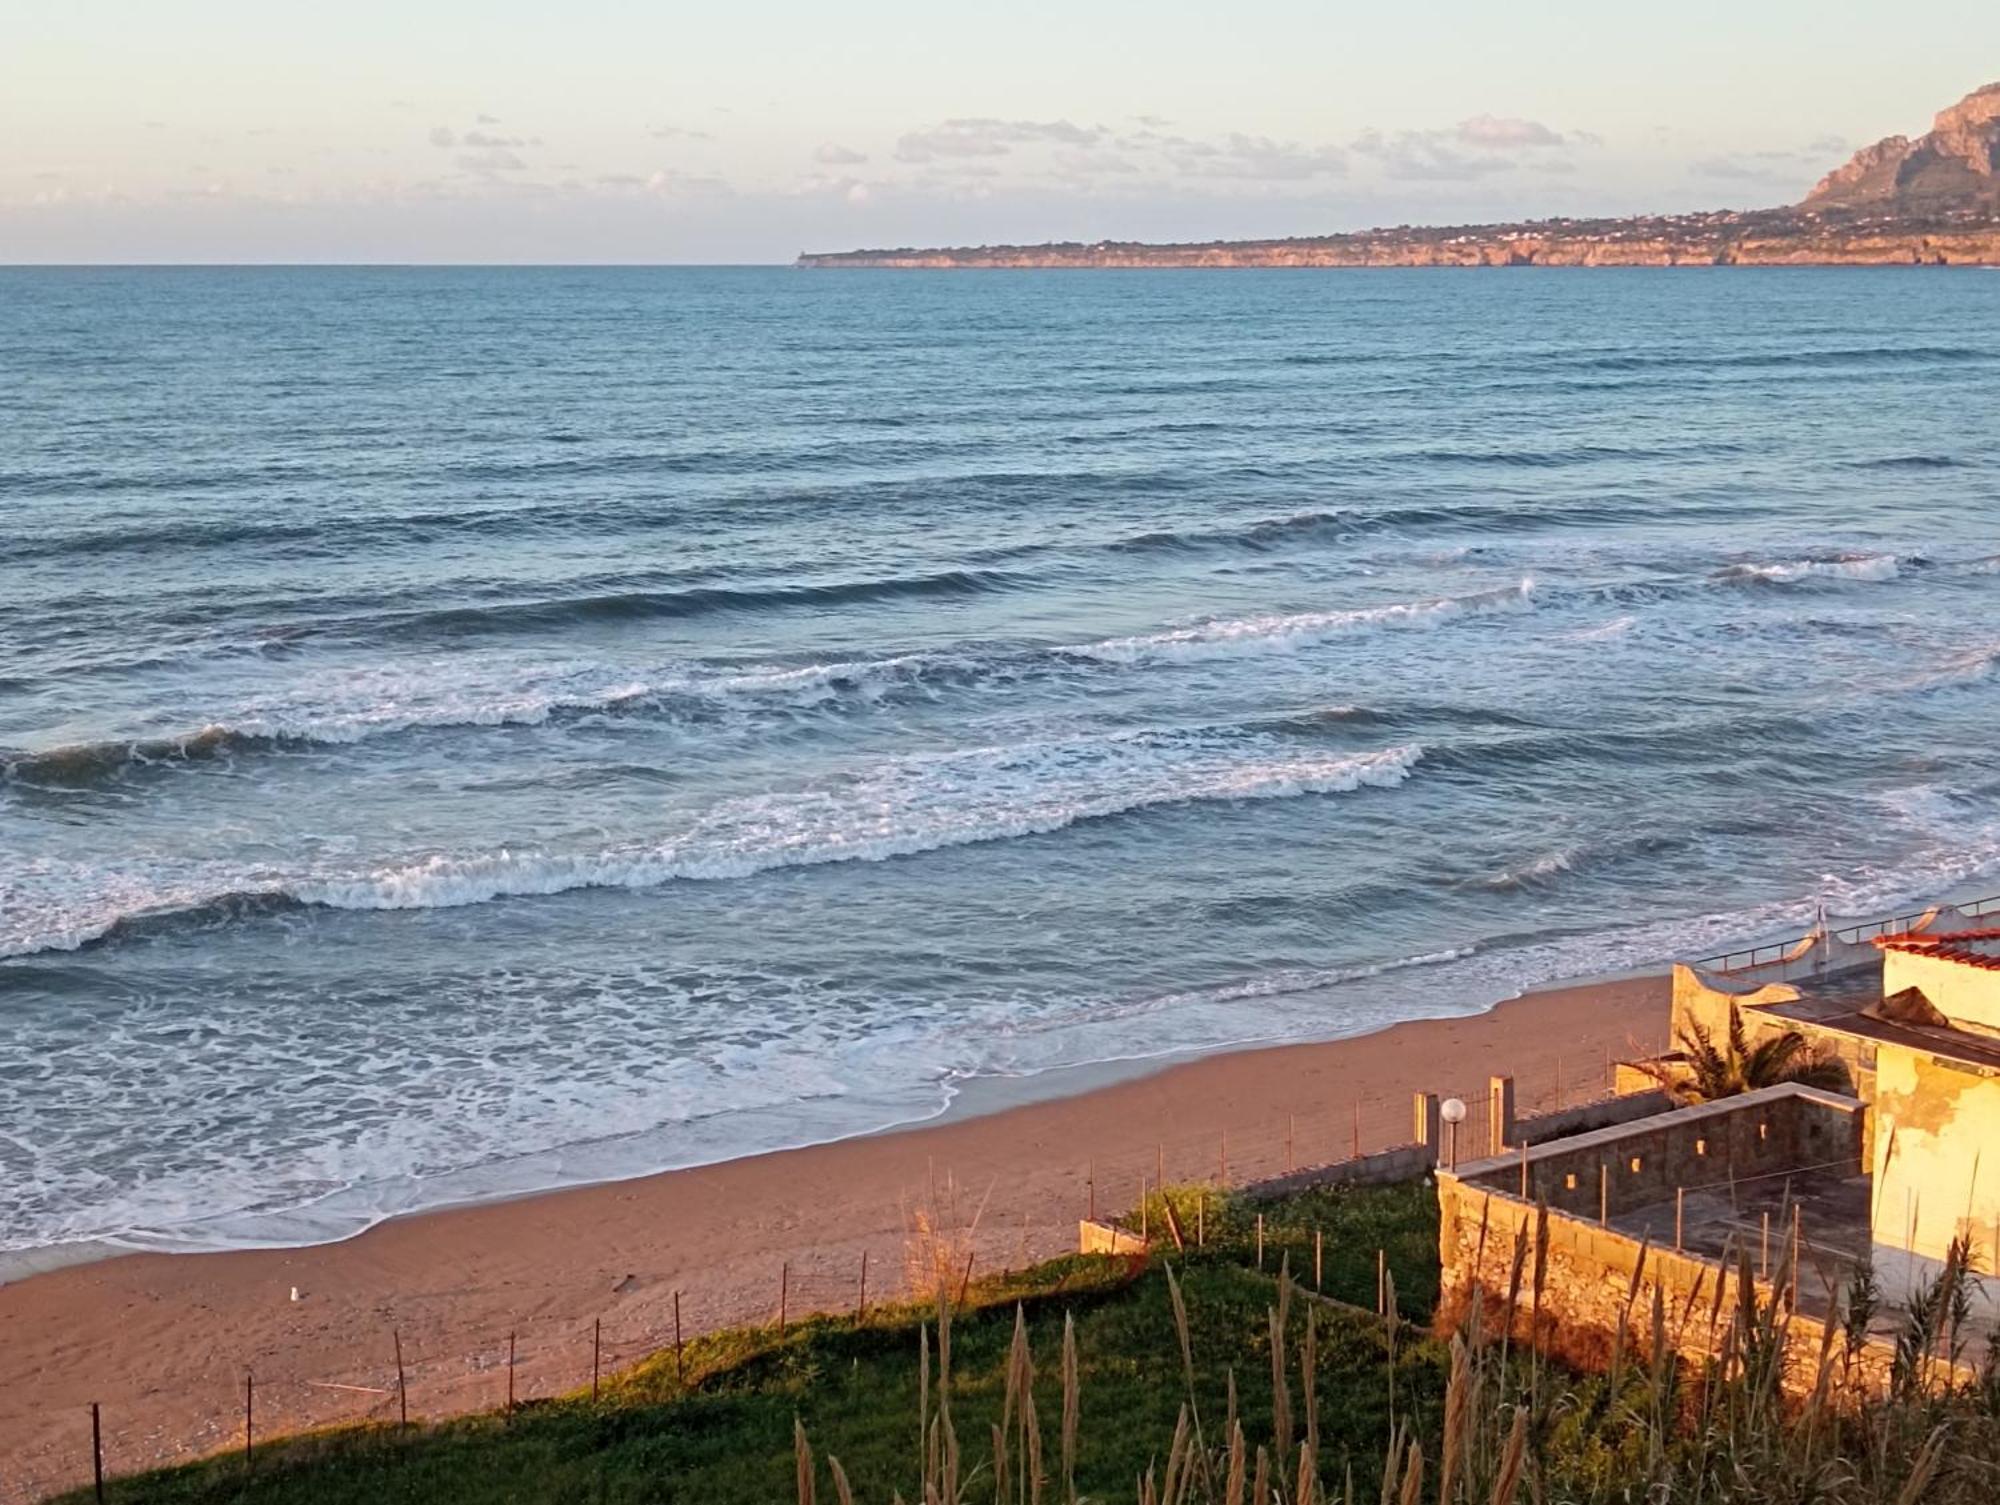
left=66, top=1184, right=1442, bottom=1504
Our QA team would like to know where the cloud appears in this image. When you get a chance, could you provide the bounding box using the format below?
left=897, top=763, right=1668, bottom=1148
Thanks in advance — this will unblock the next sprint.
left=456, top=147, right=527, bottom=174
left=1353, top=128, right=1514, bottom=181
left=1455, top=114, right=1567, bottom=149
left=428, top=126, right=456, bottom=148
left=895, top=118, right=1102, bottom=163
left=476, top=113, right=501, bottom=125
left=651, top=126, right=715, bottom=141
left=1806, top=133, right=1847, bottom=156
left=644, top=169, right=733, bottom=197
left=1134, top=114, right=1174, bottom=128
left=462, top=129, right=537, bottom=148
left=815, top=143, right=868, bottom=166
left=1689, top=154, right=1804, bottom=182
left=1177, top=133, right=1346, bottom=181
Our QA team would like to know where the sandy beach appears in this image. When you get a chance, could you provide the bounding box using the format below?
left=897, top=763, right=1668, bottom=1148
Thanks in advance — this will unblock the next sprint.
left=0, top=974, right=1667, bottom=1502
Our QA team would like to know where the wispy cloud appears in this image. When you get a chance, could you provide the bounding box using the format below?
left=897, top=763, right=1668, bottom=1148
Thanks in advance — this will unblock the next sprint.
left=456, top=147, right=528, bottom=174
left=651, top=125, right=715, bottom=142
left=895, top=118, right=1102, bottom=163
left=815, top=143, right=867, bottom=166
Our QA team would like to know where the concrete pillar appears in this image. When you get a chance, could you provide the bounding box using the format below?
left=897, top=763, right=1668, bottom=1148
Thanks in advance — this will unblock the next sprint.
left=1488, top=1075, right=1517, bottom=1153
left=1414, top=1091, right=1441, bottom=1167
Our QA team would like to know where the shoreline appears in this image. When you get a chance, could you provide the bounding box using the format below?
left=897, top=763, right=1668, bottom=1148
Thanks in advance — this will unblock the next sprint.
left=0, top=969, right=1668, bottom=1502
left=0, top=959, right=1652, bottom=1285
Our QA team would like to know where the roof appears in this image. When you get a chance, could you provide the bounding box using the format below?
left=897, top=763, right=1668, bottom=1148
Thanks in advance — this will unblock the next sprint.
left=1872, top=928, right=2000, bottom=970
left=1807, top=1007, right=2000, bottom=1073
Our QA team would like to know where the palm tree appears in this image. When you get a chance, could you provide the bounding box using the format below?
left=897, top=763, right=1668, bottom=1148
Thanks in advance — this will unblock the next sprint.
left=1646, top=1000, right=1850, bottom=1105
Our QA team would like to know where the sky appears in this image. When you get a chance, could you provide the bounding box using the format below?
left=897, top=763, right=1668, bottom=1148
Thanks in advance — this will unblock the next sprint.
left=4, top=1, right=1998, bottom=263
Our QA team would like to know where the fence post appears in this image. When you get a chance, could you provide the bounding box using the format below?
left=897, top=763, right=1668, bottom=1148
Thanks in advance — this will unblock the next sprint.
left=957, top=1250, right=975, bottom=1307
left=592, top=1318, right=602, bottom=1403
left=507, top=1333, right=516, bottom=1415
left=1518, top=1141, right=1529, bottom=1200
left=91, top=1403, right=104, bottom=1504
left=1488, top=1075, right=1516, bottom=1153
left=1598, top=1164, right=1608, bottom=1227
left=394, top=1328, right=408, bottom=1429
left=779, top=1263, right=789, bottom=1334
left=244, top=1371, right=254, bottom=1468
left=1256, top=1213, right=1264, bottom=1270
left=674, top=1291, right=684, bottom=1384
left=857, top=1249, right=869, bottom=1320
left=1314, top=1230, right=1323, bottom=1292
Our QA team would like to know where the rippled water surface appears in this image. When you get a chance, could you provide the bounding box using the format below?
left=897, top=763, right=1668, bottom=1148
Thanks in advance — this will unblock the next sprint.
left=4, top=266, right=1999, bottom=1252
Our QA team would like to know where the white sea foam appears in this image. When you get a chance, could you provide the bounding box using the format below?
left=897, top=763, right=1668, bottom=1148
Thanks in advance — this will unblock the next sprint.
left=1717, top=553, right=1899, bottom=585
left=297, top=737, right=1425, bottom=911
left=1070, top=579, right=1534, bottom=664
left=0, top=734, right=1425, bottom=956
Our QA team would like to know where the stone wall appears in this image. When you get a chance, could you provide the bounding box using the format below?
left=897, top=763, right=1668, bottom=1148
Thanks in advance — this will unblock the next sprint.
left=1457, top=1084, right=1865, bottom=1222
left=1435, top=1172, right=1896, bottom=1395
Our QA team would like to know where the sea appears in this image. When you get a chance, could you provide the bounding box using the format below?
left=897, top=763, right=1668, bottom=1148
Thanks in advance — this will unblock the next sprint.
left=3, top=265, right=1999, bottom=1260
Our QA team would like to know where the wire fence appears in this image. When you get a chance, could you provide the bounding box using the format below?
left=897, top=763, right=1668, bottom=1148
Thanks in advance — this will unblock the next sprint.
left=43, top=1035, right=1670, bottom=1502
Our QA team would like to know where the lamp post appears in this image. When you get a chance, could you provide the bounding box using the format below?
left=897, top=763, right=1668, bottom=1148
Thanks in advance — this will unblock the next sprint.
left=1440, top=1097, right=1467, bottom=1172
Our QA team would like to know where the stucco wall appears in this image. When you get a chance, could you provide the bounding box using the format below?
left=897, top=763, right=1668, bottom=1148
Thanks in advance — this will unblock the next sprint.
left=1872, top=1042, right=2000, bottom=1278
left=1881, top=950, right=2000, bottom=1036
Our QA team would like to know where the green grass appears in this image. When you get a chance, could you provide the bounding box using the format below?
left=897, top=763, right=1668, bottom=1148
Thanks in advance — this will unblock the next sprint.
left=67, top=1183, right=1443, bottom=1504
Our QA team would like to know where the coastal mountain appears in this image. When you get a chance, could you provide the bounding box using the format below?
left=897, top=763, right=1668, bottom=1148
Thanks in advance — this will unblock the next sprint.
left=1806, top=82, right=2000, bottom=212
left=799, top=81, right=2000, bottom=269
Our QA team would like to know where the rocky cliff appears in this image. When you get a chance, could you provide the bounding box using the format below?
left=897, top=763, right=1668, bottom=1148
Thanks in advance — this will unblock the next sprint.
left=801, top=82, right=2000, bottom=269
left=1806, top=82, right=2000, bottom=212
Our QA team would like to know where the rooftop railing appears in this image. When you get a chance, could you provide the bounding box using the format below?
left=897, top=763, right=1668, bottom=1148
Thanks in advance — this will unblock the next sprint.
left=1693, top=892, right=2000, bottom=976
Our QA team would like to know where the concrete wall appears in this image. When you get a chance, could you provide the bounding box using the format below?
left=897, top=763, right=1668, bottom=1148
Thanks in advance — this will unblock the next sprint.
left=1882, top=949, right=2000, bottom=1036
left=1456, top=1084, right=1866, bottom=1223
left=1515, top=1089, right=1675, bottom=1146
left=1872, top=1042, right=2000, bottom=1294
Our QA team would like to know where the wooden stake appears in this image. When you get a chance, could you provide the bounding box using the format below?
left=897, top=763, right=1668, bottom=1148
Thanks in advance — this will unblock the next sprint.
left=1761, top=1212, right=1770, bottom=1279
left=92, top=1403, right=105, bottom=1504
left=857, top=1250, right=869, bottom=1319
left=1598, top=1163, right=1608, bottom=1227
left=506, top=1333, right=516, bottom=1414
left=244, top=1371, right=254, bottom=1467
left=1377, top=1249, right=1386, bottom=1316
left=1314, top=1229, right=1323, bottom=1292
left=1256, top=1213, right=1265, bottom=1270
left=394, top=1328, right=408, bottom=1428
left=1140, top=1176, right=1148, bottom=1242
left=673, top=1291, right=684, bottom=1384
left=1791, top=1204, right=1802, bottom=1299
left=592, top=1318, right=602, bottom=1403
left=957, top=1250, right=975, bottom=1307
left=779, top=1262, right=789, bottom=1333
left=1518, top=1141, right=1529, bottom=1199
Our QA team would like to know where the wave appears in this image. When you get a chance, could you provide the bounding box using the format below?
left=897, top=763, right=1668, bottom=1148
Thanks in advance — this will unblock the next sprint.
left=1713, top=553, right=1899, bottom=586
left=1846, top=454, right=1968, bottom=471
left=0, top=735, right=1425, bottom=958
left=1069, top=579, right=1534, bottom=664
left=361, top=567, right=1020, bottom=642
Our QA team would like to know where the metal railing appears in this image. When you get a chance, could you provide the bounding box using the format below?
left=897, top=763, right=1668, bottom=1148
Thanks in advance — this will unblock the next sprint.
left=1694, top=892, right=2000, bottom=976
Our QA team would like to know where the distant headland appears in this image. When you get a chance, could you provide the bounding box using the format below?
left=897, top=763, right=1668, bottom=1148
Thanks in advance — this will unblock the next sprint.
left=799, top=81, right=2000, bottom=268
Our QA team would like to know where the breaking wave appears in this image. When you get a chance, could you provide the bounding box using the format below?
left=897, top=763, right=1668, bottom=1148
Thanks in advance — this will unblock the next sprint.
left=0, top=735, right=1425, bottom=958
left=1069, top=580, right=1534, bottom=664
left=1714, top=554, right=1899, bottom=586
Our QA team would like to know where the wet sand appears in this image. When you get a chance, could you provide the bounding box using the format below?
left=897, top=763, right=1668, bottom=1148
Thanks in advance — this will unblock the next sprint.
left=0, top=973, right=1667, bottom=1502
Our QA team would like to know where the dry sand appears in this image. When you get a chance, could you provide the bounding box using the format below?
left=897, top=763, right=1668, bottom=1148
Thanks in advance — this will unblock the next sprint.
left=0, top=973, right=1667, bottom=1502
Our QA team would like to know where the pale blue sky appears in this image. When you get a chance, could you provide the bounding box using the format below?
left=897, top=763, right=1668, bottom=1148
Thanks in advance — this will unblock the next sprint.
left=4, top=1, right=1997, bottom=261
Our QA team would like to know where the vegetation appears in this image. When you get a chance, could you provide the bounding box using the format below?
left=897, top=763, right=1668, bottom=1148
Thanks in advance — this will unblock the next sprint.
left=64, top=1184, right=1445, bottom=1504
left=1642, top=1001, right=1849, bottom=1105
left=62, top=1177, right=2000, bottom=1503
